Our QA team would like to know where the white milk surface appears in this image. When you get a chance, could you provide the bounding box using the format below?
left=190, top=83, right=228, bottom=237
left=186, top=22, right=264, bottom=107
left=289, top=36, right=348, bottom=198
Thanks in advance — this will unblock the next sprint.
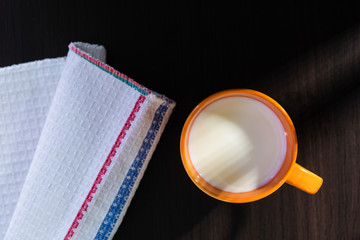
left=188, top=97, right=287, bottom=193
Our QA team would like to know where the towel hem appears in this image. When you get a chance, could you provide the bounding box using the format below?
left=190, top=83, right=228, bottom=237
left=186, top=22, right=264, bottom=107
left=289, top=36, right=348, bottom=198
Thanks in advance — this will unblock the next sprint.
left=69, top=43, right=151, bottom=96
left=94, top=99, right=174, bottom=239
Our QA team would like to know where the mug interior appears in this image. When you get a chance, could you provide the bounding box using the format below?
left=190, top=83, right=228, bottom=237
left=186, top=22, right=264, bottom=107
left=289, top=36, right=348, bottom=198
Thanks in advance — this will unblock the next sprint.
left=180, top=89, right=298, bottom=203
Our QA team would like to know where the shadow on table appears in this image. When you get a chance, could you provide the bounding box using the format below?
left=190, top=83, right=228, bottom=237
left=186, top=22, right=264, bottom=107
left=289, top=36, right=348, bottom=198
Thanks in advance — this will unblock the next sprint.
left=252, top=24, right=360, bottom=128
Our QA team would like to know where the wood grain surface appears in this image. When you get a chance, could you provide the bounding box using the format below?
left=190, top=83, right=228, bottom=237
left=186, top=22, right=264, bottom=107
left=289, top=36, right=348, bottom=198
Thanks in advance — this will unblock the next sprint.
left=0, top=1, right=359, bottom=239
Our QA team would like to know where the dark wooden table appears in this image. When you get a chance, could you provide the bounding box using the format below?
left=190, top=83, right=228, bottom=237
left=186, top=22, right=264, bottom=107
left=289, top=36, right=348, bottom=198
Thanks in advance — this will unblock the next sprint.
left=1, top=1, right=359, bottom=239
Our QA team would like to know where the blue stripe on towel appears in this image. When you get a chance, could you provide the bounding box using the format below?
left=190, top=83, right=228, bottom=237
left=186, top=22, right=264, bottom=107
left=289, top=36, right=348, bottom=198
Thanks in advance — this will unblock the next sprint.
left=94, top=101, right=171, bottom=240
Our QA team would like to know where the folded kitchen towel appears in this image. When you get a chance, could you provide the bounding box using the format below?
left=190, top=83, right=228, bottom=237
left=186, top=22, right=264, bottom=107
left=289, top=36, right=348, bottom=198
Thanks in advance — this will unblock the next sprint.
left=1, top=42, right=175, bottom=240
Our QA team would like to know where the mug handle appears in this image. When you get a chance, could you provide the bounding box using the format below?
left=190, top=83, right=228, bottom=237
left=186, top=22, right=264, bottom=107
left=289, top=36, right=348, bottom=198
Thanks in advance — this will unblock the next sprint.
left=285, top=163, right=323, bottom=194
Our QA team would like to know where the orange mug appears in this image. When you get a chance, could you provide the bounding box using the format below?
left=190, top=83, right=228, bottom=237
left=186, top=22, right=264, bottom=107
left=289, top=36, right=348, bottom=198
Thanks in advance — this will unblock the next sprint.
left=180, top=89, right=323, bottom=203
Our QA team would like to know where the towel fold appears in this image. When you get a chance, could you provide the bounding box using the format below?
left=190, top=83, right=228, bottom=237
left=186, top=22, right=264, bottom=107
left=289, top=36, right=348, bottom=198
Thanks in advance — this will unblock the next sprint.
left=0, top=42, right=175, bottom=240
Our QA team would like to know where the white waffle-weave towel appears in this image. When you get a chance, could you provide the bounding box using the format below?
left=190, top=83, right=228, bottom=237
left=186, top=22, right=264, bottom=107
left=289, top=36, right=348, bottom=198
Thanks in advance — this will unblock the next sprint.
left=1, top=42, right=175, bottom=240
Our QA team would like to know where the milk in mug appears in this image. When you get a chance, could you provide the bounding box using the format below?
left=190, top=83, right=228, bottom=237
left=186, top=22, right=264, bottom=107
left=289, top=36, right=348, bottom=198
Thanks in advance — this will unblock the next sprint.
left=188, top=97, right=287, bottom=193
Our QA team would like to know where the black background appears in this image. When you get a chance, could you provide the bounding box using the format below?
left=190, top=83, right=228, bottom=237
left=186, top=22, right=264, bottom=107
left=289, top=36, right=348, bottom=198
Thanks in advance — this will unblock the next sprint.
left=1, top=1, right=360, bottom=239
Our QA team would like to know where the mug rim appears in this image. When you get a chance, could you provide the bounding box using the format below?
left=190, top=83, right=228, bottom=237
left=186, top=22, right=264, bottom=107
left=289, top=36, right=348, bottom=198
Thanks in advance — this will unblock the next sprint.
left=180, top=89, right=298, bottom=203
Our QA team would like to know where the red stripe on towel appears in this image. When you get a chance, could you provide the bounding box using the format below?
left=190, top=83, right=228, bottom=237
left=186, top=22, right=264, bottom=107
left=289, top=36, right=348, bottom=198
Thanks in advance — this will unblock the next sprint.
left=64, top=95, right=146, bottom=240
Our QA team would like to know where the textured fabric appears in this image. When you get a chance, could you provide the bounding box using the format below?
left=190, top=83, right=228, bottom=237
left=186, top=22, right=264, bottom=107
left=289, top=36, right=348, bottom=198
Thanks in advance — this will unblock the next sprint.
left=0, top=57, right=66, bottom=238
left=1, top=42, right=175, bottom=240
